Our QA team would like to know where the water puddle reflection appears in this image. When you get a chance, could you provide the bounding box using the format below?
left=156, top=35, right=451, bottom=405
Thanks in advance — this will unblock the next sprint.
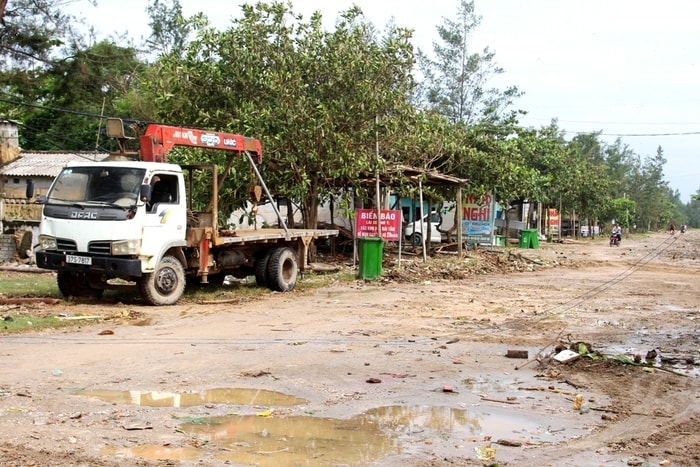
left=98, top=402, right=584, bottom=465
left=72, top=387, right=307, bottom=407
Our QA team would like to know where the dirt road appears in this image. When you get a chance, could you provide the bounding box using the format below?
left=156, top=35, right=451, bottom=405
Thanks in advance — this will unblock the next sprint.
left=1, top=230, right=699, bottom=466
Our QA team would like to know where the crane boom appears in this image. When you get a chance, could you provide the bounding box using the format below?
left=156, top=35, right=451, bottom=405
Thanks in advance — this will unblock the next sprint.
left=139, top=123, right=263, bottom=163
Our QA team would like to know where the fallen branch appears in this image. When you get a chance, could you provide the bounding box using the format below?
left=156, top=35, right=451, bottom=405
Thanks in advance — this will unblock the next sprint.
left=588, top=406, right=672, bottom=418
left=480, top=395, right=519, bottom=405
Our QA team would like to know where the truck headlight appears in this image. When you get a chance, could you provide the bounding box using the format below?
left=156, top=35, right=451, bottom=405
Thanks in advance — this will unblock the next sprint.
left=111, top=239, right=141, bottom=255
left=39, top=235, right=57, bottom=251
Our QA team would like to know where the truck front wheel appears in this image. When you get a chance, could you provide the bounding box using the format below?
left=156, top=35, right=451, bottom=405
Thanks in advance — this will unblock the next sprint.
left=139, top=255, right=186, bottom=306
left=57, top=271, right=103, bottom=298
left=266, top=247, right=298, bottom=292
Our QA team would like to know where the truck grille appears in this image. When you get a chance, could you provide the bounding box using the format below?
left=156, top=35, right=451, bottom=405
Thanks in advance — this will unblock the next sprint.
left=56, top=238, right=77, bottom=252
left=88, top=241, right=111, bottom=255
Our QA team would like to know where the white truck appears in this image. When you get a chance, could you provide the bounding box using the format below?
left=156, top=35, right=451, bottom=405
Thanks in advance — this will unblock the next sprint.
left=34, top=119, right=337, bottom=305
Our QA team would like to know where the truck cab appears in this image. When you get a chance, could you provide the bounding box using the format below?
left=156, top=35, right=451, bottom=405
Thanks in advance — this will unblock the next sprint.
left=36, top=161, right=188, bottom=303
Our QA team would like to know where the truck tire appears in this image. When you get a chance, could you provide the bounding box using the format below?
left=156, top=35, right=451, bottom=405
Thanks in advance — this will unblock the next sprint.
left=254, top=250, right=273, bottom=287
left=57, top=271, right=103, bottom=298
left=139, top=255, right=186, bottom=306
left=266, top=247, right=298, bottom=292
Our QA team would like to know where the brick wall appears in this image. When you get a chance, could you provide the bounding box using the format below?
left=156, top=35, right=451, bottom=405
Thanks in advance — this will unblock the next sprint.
left=0, top=234, right=16, bottom=262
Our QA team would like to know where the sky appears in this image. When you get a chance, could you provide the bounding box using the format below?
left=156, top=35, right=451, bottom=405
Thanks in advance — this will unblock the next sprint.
left=72, top=0, right=700, bottom=202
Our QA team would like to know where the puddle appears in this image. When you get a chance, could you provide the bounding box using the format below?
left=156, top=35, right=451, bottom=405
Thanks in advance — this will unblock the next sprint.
left=72, top=387, right=307, bottom=407
left=102, top=445, right=201, bottom=461
left=100, top=404, right=590, bottom=465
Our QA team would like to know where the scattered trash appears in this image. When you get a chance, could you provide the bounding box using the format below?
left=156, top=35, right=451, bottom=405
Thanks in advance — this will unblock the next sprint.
left=573, top=394, right=584, bottom=411
left=52, top=369, right=63, bottom=376
left=553, top=349, right=580, bottom=363
left=256, top=409, right=273, bottom=417
left=98, top=329, right=114, bottom=335
left=474, top=445, right=496, bottom=461
left=122, top=423, right=153, bottom=431
left=240, top=370, right=271, bottom=378
left=442, top=385, right=455, bottom=393
left=366, top=378, right=382, bottom=384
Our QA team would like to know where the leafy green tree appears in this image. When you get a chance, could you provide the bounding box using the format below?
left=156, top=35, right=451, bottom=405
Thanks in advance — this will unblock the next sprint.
left=138, top=2, right=416, bottom=227
left=629, top=147, right=672, bottom=230
left=684, top=189, right=700, bottom=228
left=554, top=132, right=613, bottom=236
left=145, top=0, right=207, bottom=57
left=7, top=40, right=145, bottom=150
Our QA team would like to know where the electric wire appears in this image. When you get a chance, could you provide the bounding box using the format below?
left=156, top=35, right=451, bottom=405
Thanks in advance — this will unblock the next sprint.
left=539, top=233, right=681, bottom=317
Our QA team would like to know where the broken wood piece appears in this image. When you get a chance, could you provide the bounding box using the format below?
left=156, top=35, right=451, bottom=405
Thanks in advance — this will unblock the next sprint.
left=506, top=349, right=528, bottom=359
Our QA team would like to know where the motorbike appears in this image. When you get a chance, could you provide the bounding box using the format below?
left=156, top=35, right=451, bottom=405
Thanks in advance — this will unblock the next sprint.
left=609, top=233, right=621, bottom=247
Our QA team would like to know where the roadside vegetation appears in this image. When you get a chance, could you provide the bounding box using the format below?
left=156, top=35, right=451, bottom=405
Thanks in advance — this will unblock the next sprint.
left=1, top=0, right=698, bottom=232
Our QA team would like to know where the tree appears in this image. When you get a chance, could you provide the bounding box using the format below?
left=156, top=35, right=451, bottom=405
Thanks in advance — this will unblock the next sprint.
left=6, top=40, right=145, bottom=150
left=138, top=2, right=416, bottom=227
left=417, top=0, right=521, bottom=125
left=145, top=0, right=207, bottom=57
left=631, top=147, right=673, bottom=230
left=0, top=0, right=90, bottom=70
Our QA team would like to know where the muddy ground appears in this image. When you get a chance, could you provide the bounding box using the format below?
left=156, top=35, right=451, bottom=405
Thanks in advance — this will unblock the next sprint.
left=0, top=230, right=699, bottom=466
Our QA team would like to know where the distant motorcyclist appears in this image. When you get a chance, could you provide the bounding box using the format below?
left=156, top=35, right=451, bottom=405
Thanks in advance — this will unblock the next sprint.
left=680, top=224, right=687, bottom=234
left=612, top=223, right=622, bottom=242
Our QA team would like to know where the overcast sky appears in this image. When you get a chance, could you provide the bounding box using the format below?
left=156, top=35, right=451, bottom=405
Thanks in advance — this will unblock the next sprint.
left=74, top=0, right=700, bottom=202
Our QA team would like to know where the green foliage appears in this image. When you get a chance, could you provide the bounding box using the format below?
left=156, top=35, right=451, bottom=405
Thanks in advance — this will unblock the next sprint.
left=2, top=39, right=146, bottom=151
left=0, top=0, right=89, bottom=71
left=0, top=314, right=76, bottom=334
left=417, top=0, right=521, bottom=125
left=605, top=197, right=636, bottom=228
left=138, top=1, right=416, bottom=227
left=0, top=0, right=684, bottom=236
left=0, top=272, right=60, bottom=297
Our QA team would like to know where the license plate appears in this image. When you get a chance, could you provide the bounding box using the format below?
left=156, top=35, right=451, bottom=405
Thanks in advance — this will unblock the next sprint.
left=66, top=254, right=92, bottom=265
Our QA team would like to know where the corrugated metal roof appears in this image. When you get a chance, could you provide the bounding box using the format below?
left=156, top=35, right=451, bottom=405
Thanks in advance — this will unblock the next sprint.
left=0, top=152, right=110, bottom=177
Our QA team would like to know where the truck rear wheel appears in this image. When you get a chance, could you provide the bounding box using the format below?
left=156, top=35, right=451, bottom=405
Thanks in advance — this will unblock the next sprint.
left=57, top=271, right=103, bottom=298
left=254, top=250, right=273, bottom=287
left=266, top=247, right=298, bottom=292
left=139, top=255, right=185, bottom=306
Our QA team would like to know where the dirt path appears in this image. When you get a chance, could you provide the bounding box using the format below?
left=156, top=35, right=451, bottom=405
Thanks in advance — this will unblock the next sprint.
left=1, top=230, right=699, bottom=466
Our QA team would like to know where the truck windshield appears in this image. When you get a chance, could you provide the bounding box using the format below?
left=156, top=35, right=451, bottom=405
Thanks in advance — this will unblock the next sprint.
left=47, top=167, right=146, bottom=207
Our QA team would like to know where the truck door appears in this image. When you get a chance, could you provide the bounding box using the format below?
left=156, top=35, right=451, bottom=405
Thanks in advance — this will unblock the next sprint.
left=142, top=173, right=186, bottom=259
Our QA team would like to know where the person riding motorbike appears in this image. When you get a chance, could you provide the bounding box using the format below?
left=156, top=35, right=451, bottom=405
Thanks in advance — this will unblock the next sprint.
left=611, top=223, right=622, bottom=245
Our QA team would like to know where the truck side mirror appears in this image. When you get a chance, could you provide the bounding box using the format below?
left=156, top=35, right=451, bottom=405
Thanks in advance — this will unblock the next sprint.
left=35, top=195, right=47, bottom=204
left=140, top=184, right=152, bottom=202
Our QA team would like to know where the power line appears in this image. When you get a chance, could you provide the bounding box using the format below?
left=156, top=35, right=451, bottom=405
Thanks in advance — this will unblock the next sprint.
left=564, top=130, right=700, bottom=138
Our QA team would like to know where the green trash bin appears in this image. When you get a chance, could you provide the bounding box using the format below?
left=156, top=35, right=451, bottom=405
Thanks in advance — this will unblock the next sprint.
left=495, top=235, right=506, bottom=247
left=358, top=237, right=384, bottom=280
left=519, top=229, right=539, bottom=249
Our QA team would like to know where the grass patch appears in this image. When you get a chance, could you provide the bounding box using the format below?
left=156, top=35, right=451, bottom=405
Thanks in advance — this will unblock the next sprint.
left=0, top=272, right=61, bottom=298
left=1, top=314, right=79, bottom=333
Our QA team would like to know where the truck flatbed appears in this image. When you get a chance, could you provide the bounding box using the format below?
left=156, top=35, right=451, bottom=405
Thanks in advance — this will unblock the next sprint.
left=217, top=228, right=339, bottom=245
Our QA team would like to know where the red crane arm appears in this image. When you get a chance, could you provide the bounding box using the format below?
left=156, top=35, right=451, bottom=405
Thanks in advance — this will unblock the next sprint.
left=139, top=124, right=263, bottom=163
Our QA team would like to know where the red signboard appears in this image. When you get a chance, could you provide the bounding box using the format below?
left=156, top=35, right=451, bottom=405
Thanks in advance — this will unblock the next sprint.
left=355, top=209, right=401, bottom=241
